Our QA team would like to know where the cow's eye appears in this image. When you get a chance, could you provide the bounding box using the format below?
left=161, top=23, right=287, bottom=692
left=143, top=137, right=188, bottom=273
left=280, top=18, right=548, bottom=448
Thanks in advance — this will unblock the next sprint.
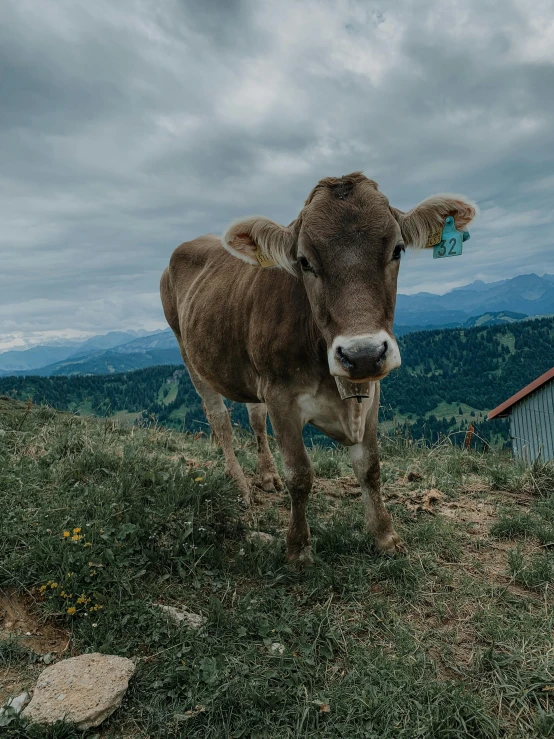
left=298, top=255, right=314, bottom=273
left=392, top=243, right=405, bottom=260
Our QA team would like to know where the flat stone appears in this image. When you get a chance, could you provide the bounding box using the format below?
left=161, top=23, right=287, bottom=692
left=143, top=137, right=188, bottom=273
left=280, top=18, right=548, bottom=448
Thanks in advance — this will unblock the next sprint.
left=246, top=530, right=274, bottom=543
left=156, top=604, right=206, bottom=629
left=22, top=653, right=135, bottom=730
left=0, top=692, right=29, bottom=727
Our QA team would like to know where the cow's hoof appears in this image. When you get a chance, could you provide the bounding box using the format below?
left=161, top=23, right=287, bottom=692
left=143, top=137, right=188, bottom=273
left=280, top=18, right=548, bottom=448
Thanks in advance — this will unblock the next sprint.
left=225, top=469, right=251, bottom=507
left=234, top=483, right=251, bottom=508
left=261, top=472, right=284, bottom=493
left=375, top=531, right=406, bottom=556
left=287, top=545, right=314, bottom=568
left=238, top=492, right=251, bottom=509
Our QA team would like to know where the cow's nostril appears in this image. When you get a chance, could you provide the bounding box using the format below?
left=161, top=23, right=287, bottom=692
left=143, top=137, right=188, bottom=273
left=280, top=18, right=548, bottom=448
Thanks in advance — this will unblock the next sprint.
left=336, top=346, right=354, bottom=370
left=334, top=339, right=390, bottom=377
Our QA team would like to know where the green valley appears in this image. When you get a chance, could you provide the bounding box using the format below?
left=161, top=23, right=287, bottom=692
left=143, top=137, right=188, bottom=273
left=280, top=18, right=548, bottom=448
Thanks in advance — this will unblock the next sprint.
left=1, top=317, right=553, bottom=447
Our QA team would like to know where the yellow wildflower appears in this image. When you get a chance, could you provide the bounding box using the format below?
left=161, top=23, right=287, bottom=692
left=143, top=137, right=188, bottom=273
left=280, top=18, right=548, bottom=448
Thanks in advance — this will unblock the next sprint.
left=50, top=582, right=58, bottom=589
left=195, top=476, right=204, bottom=482
left=67, top=606, right=77, bottom=615
left=72, top=534, right=82, bottom=542
left=83, top=542, right=92, bottom=547
left=73, top=527, right=81, bottom=534
left=63, top=531, right=70, bottom=538
left=39, top=585, right=47, bottom=594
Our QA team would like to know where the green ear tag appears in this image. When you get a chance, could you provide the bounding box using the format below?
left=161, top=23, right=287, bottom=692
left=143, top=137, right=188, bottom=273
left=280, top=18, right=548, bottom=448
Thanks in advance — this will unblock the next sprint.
left=433, top=216, right=470, bottom=259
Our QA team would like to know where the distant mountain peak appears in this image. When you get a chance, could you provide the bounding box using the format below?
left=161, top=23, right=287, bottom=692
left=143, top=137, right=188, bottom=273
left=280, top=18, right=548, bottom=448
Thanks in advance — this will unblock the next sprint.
left=451, top=279, right=498, bottom=294
left=396, top=272, right=554, bottom=327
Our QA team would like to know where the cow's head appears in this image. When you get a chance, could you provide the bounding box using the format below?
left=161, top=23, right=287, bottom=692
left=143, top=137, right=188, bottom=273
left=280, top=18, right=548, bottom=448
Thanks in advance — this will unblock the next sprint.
left=222, top=172, right=477, bottom=382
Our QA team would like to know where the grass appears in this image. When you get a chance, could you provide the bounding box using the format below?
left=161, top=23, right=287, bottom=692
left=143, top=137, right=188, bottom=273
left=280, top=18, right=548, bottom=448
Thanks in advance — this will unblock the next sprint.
left=1, top=397, right=554, bottom=737
left=157, top=381, right=178, bottom=406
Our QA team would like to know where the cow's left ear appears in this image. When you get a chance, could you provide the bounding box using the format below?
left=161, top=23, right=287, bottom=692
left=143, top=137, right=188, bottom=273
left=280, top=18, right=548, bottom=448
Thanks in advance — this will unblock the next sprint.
left=222, top=216, right=297, bottom=272
left=391, top=194, right=478, bottom=249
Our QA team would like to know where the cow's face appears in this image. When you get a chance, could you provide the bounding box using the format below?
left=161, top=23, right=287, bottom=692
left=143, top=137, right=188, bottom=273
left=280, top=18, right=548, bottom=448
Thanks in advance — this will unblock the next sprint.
left=223, top=172, right=477, bottom=382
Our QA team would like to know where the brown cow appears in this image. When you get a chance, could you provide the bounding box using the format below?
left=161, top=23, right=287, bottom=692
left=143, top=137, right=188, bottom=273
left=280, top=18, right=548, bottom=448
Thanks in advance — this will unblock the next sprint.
left=160, top=172, right=477, bottom=564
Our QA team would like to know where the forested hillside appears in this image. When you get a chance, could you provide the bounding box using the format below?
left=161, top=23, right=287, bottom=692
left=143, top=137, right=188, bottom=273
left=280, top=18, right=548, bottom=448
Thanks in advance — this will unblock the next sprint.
left=1, top=317, right=552, bottom=447
left=381, top=316, right=554, bottom=413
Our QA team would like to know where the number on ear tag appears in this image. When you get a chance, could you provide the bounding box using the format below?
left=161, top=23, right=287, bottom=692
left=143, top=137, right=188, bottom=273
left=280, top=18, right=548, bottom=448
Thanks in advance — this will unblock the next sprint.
left=255, top=246, right=276, bottom=268
left=433, top=216, right=470, bottom=259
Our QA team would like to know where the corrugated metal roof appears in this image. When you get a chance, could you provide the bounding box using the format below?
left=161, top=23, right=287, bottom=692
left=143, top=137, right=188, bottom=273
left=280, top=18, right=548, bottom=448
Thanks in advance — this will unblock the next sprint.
left=488, top=366, right=554, bottom=419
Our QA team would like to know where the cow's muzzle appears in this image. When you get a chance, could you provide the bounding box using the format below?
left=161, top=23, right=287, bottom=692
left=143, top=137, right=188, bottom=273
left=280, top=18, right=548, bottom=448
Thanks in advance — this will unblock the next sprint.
left=328, top=331, right=401, bottom=380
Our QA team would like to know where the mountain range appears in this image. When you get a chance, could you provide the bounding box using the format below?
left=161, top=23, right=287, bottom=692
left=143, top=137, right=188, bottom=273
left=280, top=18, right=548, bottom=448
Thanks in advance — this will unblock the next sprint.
left=1, top=273, right=552, bottom=377
left=395, top=272, right=554, bottom=326
left=0, top=331, right=180, bottom=377
left=0, top=330, right=161, bottom=373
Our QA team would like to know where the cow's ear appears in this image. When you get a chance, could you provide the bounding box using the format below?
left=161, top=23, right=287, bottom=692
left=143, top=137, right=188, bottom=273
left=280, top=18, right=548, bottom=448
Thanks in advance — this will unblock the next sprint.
left=222, top=216, right=296, bottom=272
left=391, top=194, right=478, bottom=249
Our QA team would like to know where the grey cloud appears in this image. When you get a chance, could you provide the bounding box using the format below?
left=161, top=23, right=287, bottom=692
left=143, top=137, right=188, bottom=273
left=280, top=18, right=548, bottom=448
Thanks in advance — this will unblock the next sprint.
left=1, top=0, right=554, bottom=343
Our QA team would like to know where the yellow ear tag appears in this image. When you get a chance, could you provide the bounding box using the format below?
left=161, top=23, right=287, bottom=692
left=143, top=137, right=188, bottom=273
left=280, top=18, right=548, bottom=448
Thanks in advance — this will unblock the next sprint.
left=255, top=246, right=275, bottom=268
left=425, top=227, right=443, bottom=249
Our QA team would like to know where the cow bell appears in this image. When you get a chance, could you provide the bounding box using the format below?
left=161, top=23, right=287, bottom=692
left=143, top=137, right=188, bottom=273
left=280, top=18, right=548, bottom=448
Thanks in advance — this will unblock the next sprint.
left=335, top=376, right=371, bottom=403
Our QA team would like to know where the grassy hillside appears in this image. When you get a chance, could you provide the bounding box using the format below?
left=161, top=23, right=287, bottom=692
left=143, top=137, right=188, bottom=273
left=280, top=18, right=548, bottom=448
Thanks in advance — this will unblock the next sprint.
left=2, top=399, right=554, bottom=737
left=2, top=317, right=553, bottom=447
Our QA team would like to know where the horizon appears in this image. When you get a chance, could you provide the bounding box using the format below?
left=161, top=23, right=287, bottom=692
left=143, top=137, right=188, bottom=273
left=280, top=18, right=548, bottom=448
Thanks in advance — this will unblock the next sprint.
left=1, top=270, right=552, bottom=353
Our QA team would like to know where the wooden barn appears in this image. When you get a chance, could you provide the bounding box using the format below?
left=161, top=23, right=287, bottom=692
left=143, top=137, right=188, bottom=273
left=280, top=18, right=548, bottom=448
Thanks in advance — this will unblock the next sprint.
left=488, top=367, right=554, bottom=464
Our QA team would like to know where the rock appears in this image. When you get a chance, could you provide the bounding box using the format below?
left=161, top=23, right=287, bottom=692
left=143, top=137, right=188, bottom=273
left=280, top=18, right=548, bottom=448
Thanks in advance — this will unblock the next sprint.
left=156, top=604, right=206, bottom=629
left=0, top=692, right=29, bottom=727
left=22, top=653, right=135, bottom=730
left=269, top=642, right=285, bottom=655
left=246, top=530, right=274, bottom=543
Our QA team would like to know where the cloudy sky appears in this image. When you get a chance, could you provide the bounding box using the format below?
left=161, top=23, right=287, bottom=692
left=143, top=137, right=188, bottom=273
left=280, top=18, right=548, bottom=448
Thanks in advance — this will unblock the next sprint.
left=2, top=0, right=554, bottom=350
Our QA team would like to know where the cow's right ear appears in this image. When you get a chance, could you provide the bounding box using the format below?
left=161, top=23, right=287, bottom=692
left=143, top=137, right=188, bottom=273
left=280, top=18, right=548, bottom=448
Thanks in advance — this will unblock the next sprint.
left=222, top=216, right=296, bottom=272
left=391, top=194, right=478, bottom=250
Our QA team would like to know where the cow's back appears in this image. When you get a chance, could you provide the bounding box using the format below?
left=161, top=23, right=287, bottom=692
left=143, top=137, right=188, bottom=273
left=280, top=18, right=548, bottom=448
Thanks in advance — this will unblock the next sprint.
left=161, top=235, right=325, bottom=403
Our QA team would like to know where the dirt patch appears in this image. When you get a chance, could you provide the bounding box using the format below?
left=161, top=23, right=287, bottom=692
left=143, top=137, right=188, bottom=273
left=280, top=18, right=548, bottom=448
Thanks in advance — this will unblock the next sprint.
left=434, top=493, right=542, bottom=597
left=244, top=480, right=289, bottom=532
left=316, top=477, right=359, bottom=499
left=0, top=664, right=38, bottom=706
left=388, top=487, right=447, bottom=515
left=438, top=497, right=497, bottom=534
left=0, top=589, right=70, bottom=656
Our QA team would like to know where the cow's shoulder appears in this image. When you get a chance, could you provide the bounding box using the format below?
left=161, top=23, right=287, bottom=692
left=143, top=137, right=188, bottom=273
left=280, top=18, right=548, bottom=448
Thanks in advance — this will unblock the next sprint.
left=169, top=234, right=223, bottom=273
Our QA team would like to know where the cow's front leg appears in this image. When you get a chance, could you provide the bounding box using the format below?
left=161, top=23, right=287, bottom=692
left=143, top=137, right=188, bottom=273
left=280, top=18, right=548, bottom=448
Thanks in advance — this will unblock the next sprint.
left=266, top=400, right=313, bottom=564
left=348, top=391, right=405, bottom=555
